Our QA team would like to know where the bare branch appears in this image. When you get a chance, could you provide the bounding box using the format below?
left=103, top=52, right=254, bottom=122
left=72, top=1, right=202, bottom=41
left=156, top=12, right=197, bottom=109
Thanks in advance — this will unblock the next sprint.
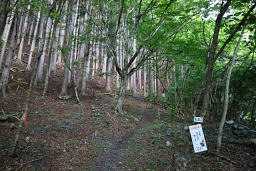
left=144, top=19, right=165, bottom=42
left=215, top=2, right=256, bottom=61
left=115, top=0, right=125, bottom=34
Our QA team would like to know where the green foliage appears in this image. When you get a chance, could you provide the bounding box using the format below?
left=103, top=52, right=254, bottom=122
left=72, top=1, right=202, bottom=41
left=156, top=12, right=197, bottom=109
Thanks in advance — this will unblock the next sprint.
left=229, top=61, right=256, bottom=118
left=147, top=91, right=158, bottom=102
left=0, top=39, right=3, bottom=49
left=99, top=72, right=112, bottom=77
left=49, top=9, right=60, bottom=20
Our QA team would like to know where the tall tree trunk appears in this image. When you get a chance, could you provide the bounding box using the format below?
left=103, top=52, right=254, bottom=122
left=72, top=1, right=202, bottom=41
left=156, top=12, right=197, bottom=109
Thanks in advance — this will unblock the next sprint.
left=50, top=23, right=60, bottom=73
left=60, top=0, right=77, bottom=96
left=27, top=19, right=34, bottom=45
left=0, top=19, right=17, bottom=96
left=10, top=46, right=40, bottom=157
left=155, top=52, right=159, bottom=99
left=149, top=60, right=154, bottom=93
left=201, top=0, right=232, bottom=117
left=117, top=74, right=128, bottom=114
left=132, top=38, right=137, bottom=96
left=138, top=68, right=142, bottom=89
left=106, top=56, right=112, bottom=92
left=38, top=15, right=45, bottom=51
left=81, top=45, right=90, bottom=95
left=0, top=0, right=17, bottom=69
left=102, top=48, right=107, bottom=74
left=17, top=15, right=23, bottom=45
left=9, top=14, right=49, bottom=156
left=43, top=17, right=59, bottom=95
left=0, top=0, right=9, bottom=37
left=216, top=26, right=245, bottom=152
left=27, top=11, right=40, bottom=70
left=35, top=17, right=52, bottom=84
left=143, top=62, right=147, bottom=96
left=115, top=37, right=120, bottom=89
left=105, top=9, right=116, bottom=92
left=91, top=40, right=95, bottom=77
left=76, top=17, right=85, bottom=89
left=17, top=1, right=31, bottom=62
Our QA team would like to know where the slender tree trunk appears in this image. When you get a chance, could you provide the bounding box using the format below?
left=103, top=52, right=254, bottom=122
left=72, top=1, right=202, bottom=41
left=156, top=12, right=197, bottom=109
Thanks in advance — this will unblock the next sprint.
left=10, top=47, right=39, bottom=157
left=91, top=40, right=95, bottom=77
left=201, top=0, right=232, bottom=117
left=50, top=23, right=60, bottom=73
left=116, top=37, right=120, bottom=89
left=0, top=0, right=9, bottom=37
left=106, top=56, right=112, bottom=92
left=149, top=60, right=154, bottom=93
left=81, top=43, right=90, bottom=95
left=0, top=19, right=17, bottom=96
left=102, top=48, right=107, bottom=74
left=155, top=52, right=159, bottom=99
left=138, top=68, right=142, bottom=89
left=27, top=11, right=40, bottom=70
left=38, top=16, right=45, bottom=51
left=143, top=62, right=147, bottom=96
left=17, top=15, right=24, bottom=45
left=117, top=74, right=128, bottom=114
left=76, top=16, right=85, bottom=88
left=35, top=17, right=52, bottom=83
left=43, top=18, right=59, bottom=95
left=60, top=0, right=77, bottom=96
left=217, top=26, right=244, bottom=152
left=0, top=0, right=17, bottom=68
left=17, top=1, right=31, bottom=62
left=9, top=15, right=48, bottom=155
left=27, top=19, right=34, bottom=45
left=132, top=39, right=137, bottom=96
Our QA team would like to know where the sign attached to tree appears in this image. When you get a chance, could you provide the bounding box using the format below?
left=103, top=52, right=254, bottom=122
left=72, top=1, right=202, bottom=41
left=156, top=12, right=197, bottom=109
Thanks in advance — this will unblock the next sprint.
left=194, top=117, right=203, bottom=123
left=189, top=124, right=207, bottom=153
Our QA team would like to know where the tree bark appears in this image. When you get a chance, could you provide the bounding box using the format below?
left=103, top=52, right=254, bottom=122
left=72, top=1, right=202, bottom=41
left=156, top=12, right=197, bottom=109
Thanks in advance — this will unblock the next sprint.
left=143, top=62, right=147, bottom=96
left=81, top=43, right=91, bottom=95
left=0, top=19, right=17, bottom=96
left=35, top=17, right=52, bottom=83
left=27, top=11, right=40, bottom=70
left=10, top=44, right=40, bottom=157
left=43, top=14, right=61, bottom=95
left=0, top=0, right=9, bottom=37
left=17, top=1, right=31, bottom=62
left=60, top=0, right=77, bottom=96
left=149, top=60, right=154, bottom=93
left=0, top=0, right=17, bottom=69
left=27, top=19, right=34, bottom=45
left=106, top=56, right=112, bottom=92
left=201, top=0, right=232, bottom=117
left=217, top=25, right=245, bottom=152
left=117, top=74, right=128, bottom=114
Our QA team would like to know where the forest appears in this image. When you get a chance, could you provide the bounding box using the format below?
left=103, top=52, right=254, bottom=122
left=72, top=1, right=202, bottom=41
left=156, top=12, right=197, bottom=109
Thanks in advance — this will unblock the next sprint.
left=0, top=0, right=256, bottom=170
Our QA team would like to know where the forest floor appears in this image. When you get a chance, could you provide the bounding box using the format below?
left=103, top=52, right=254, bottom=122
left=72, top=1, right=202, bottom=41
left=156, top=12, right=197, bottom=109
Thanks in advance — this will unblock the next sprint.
left=0, top=60, right=256, bottom=171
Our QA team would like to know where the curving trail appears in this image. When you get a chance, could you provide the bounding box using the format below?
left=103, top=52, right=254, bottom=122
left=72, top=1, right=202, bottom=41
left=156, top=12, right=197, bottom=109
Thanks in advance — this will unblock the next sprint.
left=90, top=104, right=158, bottom=171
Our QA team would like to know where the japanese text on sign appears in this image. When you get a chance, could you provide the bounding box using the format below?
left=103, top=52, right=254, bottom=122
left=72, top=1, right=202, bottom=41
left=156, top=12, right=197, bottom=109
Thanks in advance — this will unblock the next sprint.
left=189, top=124, right=207, bottom=153
left=194, top=117, right=203, bottom=123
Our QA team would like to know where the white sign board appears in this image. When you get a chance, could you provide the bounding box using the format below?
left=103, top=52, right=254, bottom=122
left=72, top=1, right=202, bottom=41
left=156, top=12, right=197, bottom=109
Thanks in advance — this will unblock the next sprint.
left=189, top=124, right=207, bottom=153
left=194, top=117, right=203, bottom=123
